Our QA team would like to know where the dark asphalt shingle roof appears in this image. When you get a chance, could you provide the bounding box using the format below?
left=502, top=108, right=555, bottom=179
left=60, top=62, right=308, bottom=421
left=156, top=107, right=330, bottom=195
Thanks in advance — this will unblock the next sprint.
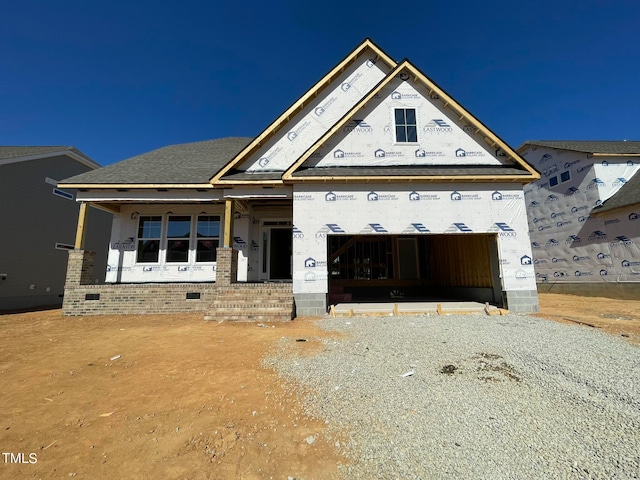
left=290, top=165, right=531, bottom=178
left=520, top=141, right=640, bottom=155
left=60, top=137, right=253, bottom=185
left=0, top=146, right=96, bottom=164
left=592, top=170, right=640, bottom=214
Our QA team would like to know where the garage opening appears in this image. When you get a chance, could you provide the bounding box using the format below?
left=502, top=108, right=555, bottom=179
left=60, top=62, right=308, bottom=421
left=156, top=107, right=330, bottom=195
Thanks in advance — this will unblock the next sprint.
left=327, top=234, right=502, bottom=306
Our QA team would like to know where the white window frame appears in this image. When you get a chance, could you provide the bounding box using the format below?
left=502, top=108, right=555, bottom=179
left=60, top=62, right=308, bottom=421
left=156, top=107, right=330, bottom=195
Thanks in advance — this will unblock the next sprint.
left=134, top=214, right=221, bottom=265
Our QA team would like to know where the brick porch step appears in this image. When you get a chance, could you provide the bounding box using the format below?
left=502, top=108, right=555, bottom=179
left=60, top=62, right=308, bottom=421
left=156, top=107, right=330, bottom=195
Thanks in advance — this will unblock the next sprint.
left=205, top=283, right=295, bottom=322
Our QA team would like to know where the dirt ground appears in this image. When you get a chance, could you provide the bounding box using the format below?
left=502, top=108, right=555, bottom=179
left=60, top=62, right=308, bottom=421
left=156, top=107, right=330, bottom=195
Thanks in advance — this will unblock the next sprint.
left=1, top=293, right=639, bottom=479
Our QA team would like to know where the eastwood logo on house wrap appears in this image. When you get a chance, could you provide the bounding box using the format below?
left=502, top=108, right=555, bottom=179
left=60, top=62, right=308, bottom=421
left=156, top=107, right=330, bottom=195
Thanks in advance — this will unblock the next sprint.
left=423, top=119, right=453, bottom=133
left=587, top=178, right=605, bottom=189
left=409, top=191, right=441, bottom=201
left=314, top=96, right=337, bottom=117
left=613, top=177, right=628, bottom=187
left=360, top=223, right=388, bottom=233
left=333, top=149, right=364, bottom=158
left=343, top=119, right=373, bottom=133
left=415, top=148, right=444, bottom=157
left=450, top=191, right=481, bottom=201
left=374, top=148, right=403, bottom=158
left=544, top=194, right=559, bottom=203
left=610, top=235, right=633, bottom=246
left=315, top=223, right=345, bottom=239
left=286, top=120, right=311, bottom=141
left=325, top=191, right=356, bottom=202
left=531, top=242, right=542, bottom=249
left=491, top=191, right=522, bottom=201
left=257, top=146, right=283, bottom=168
left=367, top=191, right=398, bottom=201
left=488, top=223, right=516, bottom=237
left=566, top=235, right=581, bottom=244
left=529, top=200, right=541, bottom=208
left=402, top=223, right=430, bottom=233
left=588, top=230, right=607, bottom=241
left=233, top=237, right=247, bottom=250
left=545, top=238, right=560, bottom=248
left=455, top=148, right=485, bottom=158
left=446, top=223, right=472, bottom=233
left=564, top=187, right=580, bottom=196
left=292, top=226, right=304, bottom=238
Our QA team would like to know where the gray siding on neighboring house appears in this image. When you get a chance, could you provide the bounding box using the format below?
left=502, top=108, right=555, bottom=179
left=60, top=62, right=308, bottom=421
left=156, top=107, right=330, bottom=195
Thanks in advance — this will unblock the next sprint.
left=0, top=155, right=112, bottom=311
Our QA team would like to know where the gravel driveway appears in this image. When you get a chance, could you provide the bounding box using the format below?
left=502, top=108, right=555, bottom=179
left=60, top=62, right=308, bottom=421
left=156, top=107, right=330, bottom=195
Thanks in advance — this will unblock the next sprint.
left=265, top=314, right=640, bottom=479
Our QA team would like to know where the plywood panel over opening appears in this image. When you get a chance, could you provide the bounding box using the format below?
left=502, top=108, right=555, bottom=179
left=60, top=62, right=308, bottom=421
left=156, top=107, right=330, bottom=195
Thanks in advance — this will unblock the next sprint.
left=427, top=234, right=493, bottom=288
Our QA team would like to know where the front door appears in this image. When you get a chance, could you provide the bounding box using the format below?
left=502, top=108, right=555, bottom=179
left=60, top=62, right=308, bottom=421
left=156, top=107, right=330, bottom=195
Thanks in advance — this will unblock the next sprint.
left=270, top=228, right=292, bottom=280
left=260, top=224, right=292, bottom=280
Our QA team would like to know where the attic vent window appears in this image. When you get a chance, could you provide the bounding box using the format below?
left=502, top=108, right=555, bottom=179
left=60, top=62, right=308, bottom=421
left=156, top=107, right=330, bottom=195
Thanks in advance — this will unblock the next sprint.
left=394, top=108, right=417, bottom=143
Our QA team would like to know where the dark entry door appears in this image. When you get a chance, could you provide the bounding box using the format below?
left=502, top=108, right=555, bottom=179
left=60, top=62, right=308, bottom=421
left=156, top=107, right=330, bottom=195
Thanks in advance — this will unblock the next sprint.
left=269, top=228, right=292, bottom=280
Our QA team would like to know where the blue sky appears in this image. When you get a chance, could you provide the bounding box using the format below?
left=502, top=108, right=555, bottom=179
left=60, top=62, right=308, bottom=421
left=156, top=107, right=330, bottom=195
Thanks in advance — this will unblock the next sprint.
left=1, top=0, right=638, bottom=166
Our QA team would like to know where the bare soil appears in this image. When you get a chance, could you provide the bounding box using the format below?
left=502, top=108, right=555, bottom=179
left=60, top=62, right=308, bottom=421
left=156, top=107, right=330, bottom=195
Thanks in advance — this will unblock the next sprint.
left=1, top=293, right=638, bottom=479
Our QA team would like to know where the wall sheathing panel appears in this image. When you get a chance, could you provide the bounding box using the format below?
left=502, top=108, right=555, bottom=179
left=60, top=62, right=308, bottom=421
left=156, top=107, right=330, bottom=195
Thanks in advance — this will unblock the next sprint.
left=292, top=184, right=535, bottom=296
left=106, top=204, right=225, bottom=283
left=521, top=146, right=640, bottom=284
left=239, top=52, right=392, bottom=173
left=304, top=76, right=510, bottom=169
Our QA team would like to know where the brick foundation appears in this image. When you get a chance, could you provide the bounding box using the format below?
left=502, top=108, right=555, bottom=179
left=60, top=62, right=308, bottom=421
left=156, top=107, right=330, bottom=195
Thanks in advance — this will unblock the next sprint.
left=62, top=249, right=295, bottom=319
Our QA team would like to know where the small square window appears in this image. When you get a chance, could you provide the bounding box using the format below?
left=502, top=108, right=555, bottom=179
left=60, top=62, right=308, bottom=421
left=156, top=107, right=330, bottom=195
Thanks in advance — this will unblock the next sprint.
left=549, top=176, right=559, bottom=187
left=560, top=171, right=571, bottom=183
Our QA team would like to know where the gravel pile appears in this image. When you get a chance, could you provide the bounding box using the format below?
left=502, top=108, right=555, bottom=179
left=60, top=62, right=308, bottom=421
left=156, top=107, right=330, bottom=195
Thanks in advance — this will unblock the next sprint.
left=264, top=314, right=640, bottom=479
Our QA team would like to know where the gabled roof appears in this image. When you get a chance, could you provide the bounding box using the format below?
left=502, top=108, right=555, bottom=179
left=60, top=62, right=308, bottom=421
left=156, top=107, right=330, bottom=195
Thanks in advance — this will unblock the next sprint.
left=283, top=59, right=538, bottom=183
left=591, top=169, right=640, bottom=214
left=519, top=141, right=640, bottom=156
left=59, top=137, right=252, bottom=188
left=0, top=146, right=99, bottom=169
left=211, top=38, right=397, bottom=184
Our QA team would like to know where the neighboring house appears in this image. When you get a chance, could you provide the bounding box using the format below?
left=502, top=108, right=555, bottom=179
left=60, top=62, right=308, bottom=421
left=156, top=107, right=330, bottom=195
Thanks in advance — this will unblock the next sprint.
left=58, top=39, right=540, bottom=318
left=0, top=147, right=112, bottom=311
left=518, top=141, right=640, bottom=299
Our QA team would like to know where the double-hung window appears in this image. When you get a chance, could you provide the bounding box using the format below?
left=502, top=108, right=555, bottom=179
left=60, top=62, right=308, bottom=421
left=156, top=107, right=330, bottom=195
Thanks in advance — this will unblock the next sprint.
left=196, top=215, right=220, bottom=262
left=136, top=214, right=221, bottom=264
left=137, top=216, right=162, bottom=263
left=166, top=216, right=192, bottom=262
left=394, top=108, right=417, bottom=143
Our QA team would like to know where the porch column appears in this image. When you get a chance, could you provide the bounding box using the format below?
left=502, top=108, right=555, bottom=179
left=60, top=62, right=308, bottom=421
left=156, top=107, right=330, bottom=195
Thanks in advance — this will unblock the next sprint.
left=223, top=199, right=234, bottom=247
left=217, top=199, right=238, bottom=285
left=74, top=202, right=89, bottom=248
